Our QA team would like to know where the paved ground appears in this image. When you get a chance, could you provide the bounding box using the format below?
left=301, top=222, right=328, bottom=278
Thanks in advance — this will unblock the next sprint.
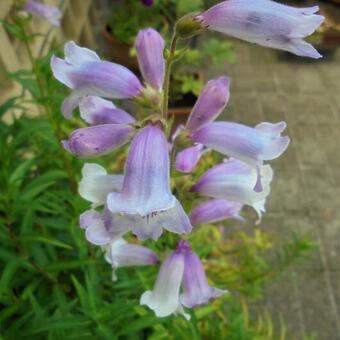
left=205, top=36, right=340, bottom=339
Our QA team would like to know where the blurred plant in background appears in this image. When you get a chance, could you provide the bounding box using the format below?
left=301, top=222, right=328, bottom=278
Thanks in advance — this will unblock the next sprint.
left=0, top=1, right=323, bottom=339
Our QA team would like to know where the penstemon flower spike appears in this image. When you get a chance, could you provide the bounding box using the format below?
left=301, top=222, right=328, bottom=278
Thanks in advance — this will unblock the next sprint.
left=50, top=0, right=324, bottom=321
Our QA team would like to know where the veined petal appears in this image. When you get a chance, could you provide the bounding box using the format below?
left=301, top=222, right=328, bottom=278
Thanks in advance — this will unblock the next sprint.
left=79, top=96, right=135, bottom=125
left=186, top=77, right=230, bottom=131
left=175, top=144, right=204, bottom=173
left=191, top=121, right=290, bottom=167
left=114, top=198, right=192, bottom=241
left=62, top=124, right=135, bottom=157
left=105, top=238, right=158, bottom=269
left=64, top=41, right=100, bottom=65
left=180, top=241, right=226, bottom=308
left=79, top=163, right=123, bottom=205
left=140, top=249, right=185, bottom=318
left=193, top=158, right=273, bottom=210
left=79, top=208, right=125, bottom=246
left=50, top=42, right=143, bottom=117
left=135, top=28, right=165, bottom=89
left=190, top=199, right=244, bottom=226
left=51, top=56, right=74, bottom=89
left=198, top=0, right=324, bottom=58
left=107, top=125, right=175, bottom=216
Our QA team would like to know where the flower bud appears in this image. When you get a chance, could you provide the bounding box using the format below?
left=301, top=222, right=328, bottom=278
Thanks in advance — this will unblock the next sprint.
left=174, top=13, right=206, bottom=39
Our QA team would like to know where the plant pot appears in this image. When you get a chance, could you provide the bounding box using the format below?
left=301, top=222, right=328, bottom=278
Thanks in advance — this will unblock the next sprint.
left=101, top=25, right=139, bottom=72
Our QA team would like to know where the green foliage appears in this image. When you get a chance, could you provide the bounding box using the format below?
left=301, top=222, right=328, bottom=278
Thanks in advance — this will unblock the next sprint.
left=201, top=38, right=236, bottom=64
left=0, top=97, right=316, bottom=338
left=0, top=11, right=315, bottom=340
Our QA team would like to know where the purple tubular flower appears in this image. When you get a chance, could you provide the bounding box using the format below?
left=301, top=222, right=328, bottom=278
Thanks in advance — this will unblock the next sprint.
left=198, top=0, right=324, bottom=59
left=180, top=241, right=226, bottom=308
left=24, top=0, right=62, bottom=26
left=79, top=208, right=126, bottom=246
left=62, top=124, right=135, bottom=158
left=105, top=238, right=158, bottom=280
left=192, top=158, right=273, bottom=221
left=107, top=124, right=192, bottom=240
left=186, top=77, right=230, bottom=131
left=175, top=144, right=204, bottom=173
left=78, top=163, right=123, bottom=206
left=141, top=240, right=225, bottom=318
left=190, top=199, right=244, bottom=226
left=79, top=96, right=135, bottom=125
left=190, top=121, right=290, bottom=168
left=51, top=41, right=142, bottom=118
left=135, top=28, right=165, bottom=90
left=140, top=244, right=189, bottom=319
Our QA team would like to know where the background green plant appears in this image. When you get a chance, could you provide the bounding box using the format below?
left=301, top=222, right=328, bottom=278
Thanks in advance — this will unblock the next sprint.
left=0, top=17, right=316, bottom=340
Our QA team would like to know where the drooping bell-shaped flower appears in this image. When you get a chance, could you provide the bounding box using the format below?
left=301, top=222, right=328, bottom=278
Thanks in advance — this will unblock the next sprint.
left=79, top=96, right=135, bottom=125
left=140, top=243, right=189, bottom=319
left=186, top=77, right=230, bottom=131
left=51, top=41, right=142, bottom=118
left=24, top=0, right=62, bottom=26
left=180, top=241, right=226, bottom=308
left=79, top=208, right=126, bottom=246
left=141, top=241, right=225, bottom=319
left=135, top=28, right=165, bottom=90
left=197, top=0, right=324, bottom=58
left=175, top=144, right=204, bottom=173
left=62, top=124, right=135, bottom=157
left=79, top=163, right=123, bottom=206
left=106, top=125, right=192, bottom=239
left=105, top=238, right=158, bottom=281
left=190, top=199, right=244, bottom=226
left=190, top=121, right=290, bottom=168
left=107, top=124, right=192, bottom=240
left=192, top=158, right=273, bottom=220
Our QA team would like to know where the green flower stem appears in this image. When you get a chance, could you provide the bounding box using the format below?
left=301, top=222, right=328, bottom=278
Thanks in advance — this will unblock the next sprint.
left=162, top=32, right=178, bottom=119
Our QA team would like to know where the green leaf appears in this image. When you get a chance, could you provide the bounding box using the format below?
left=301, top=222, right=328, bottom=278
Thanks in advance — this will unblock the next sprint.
left=43, top=259, right=98, bottom=272
left=0, top=258, right=22, bottom=294
left=19, top=235, right=73, bottom=250
left=8, top=70, right=39, bottom=97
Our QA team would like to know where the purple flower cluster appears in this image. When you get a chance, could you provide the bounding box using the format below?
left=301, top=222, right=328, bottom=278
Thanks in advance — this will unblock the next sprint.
left=51, top=0, right=323, bottom=319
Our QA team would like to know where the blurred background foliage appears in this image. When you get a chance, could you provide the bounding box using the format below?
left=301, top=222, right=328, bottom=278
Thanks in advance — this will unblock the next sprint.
left=0, top=3, right=319, bottom=339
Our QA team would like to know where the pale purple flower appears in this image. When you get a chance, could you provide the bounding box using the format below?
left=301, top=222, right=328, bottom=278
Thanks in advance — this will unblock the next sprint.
left=190, top=199, right=244, bottom=226
left=24, top=0, right=62, bottom=26
left=79, top=208, right=126, bottom=246
left=186, top=77, right=230, bottom=131
left=107, top=124, right=192, bottom=240
left=79, top=96, right=135, bottom=125
left=175, top=144, right=204, bottom=173
left=141, top=241, right=225, bottom=318
left=180, top=241, right=226, bottom=308
left=105, top=238, right=158, bottom=281
left=135, top=28, right=165, bottom=90
left=140, top=243, right=189, bottom=319
left=78, top=163, right=123, bottom=206
left=192, top=158, right=273, bottom=221
left=51, top=41, right=142, bottom=118
left=198, top=0, right=324, bottom=58
left=190, top=121, right=290, bottom=169
left=62, top=124, right=135, bottom=158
